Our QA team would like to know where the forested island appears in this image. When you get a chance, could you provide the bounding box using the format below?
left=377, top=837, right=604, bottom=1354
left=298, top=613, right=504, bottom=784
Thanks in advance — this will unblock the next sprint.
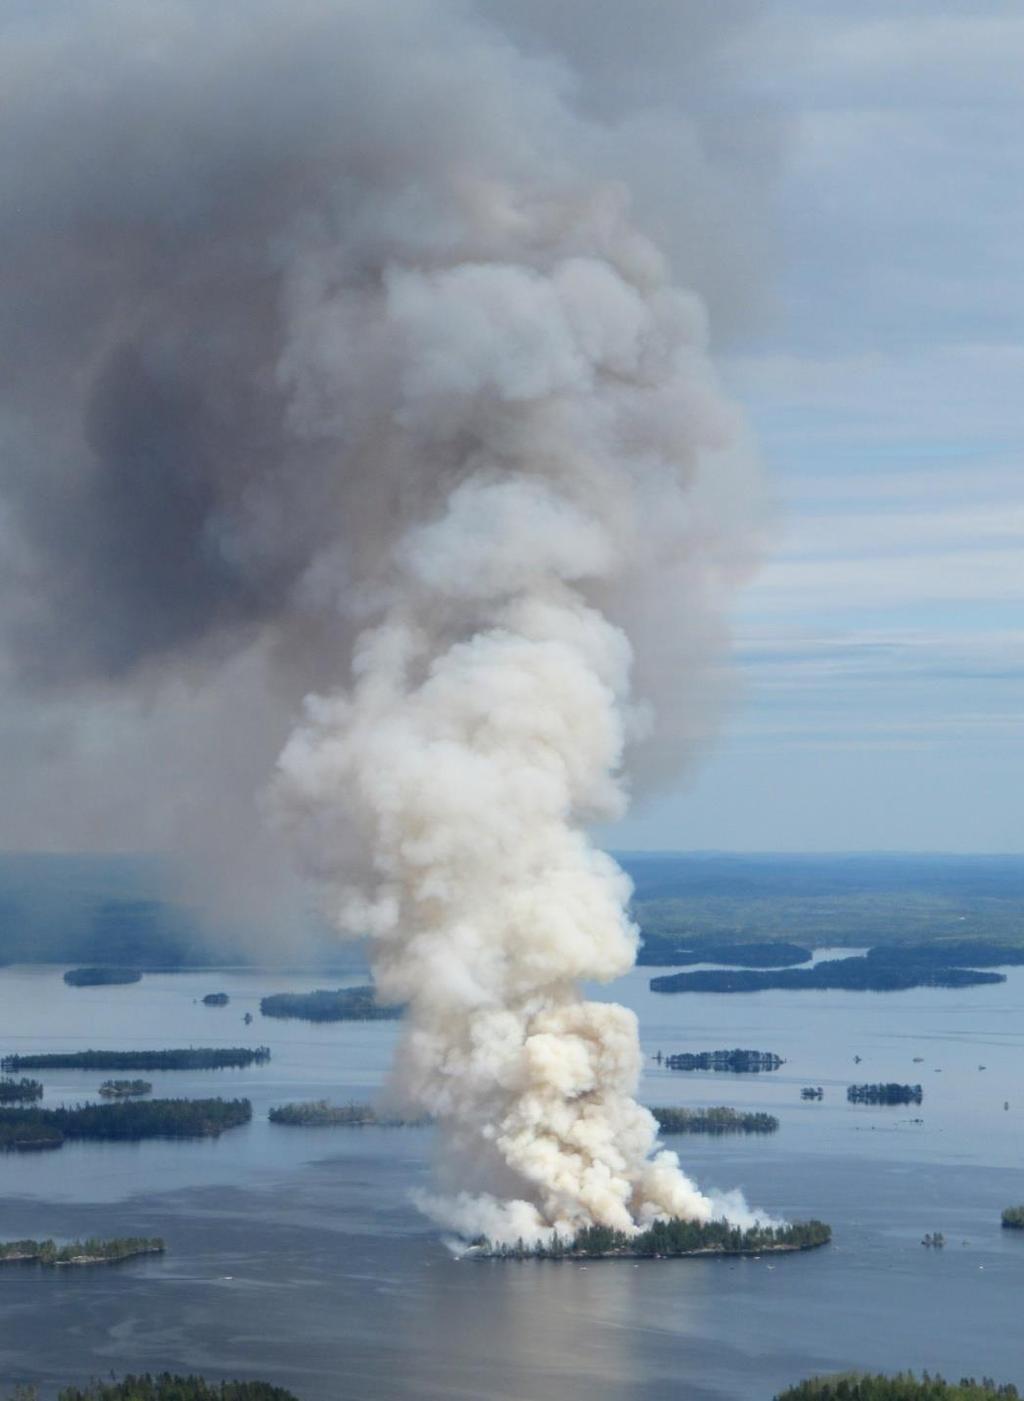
left=203, top=992, right=229, bottom=1006
left=0, top=1097, right=251, bottom=1150
left=651, top=1106, right=779, bottom=1134
left=99, top=1079, right=152, bottom=1098
left=268, top=1100, right=422, bottom=1127
left=0, top=1236, right=164, bottom=1266
left=847, top=1084, right=923, bottom=1106
left=259, top=985, right=401, bottom=1022
left=650, top=958, right=1005, bottom=995
left=776, top=1374, right=1021, bottom=1400
left=32, top=1378, right=300, bottom=1401
left=662, top=1049, right=783, bottom=1072
left=1001, top=1205, right=1024, bottom=1229
left=475, top=1217, right=831, bottom=1259
left=63, top=966, right=142, bottom=987
left=637, top=937, right=813, bottom=968
left=2, top=1047, right=270, bottom=1072
left=0, top=1077, right=43, bottom=1104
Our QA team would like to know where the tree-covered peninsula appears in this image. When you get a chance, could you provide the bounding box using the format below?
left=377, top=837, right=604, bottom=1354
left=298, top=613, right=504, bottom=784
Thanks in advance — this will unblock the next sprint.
left=2, top=1047, right=270, bottom=1072
left=0, top=1237, right=164, bottom=1266
left=0, top=1097, right=251, bottom=1150
left=475, top=1216, right=831, bottom=1259
left=1001, top=1205, right=1024, bottom=1229
left=99, top=1079, right=152, bottom=1098
left=651, top=1106, right=779, bottom=1135
left=0, top=1077, right=43, bottom=1104
left=777, top=1374, right=1020, bottom=1400
left=259, top=985, right=401, bottom=1022
left=63, top=967, right=142, bottom=987
left=650, top=959, right=1005, bottom=995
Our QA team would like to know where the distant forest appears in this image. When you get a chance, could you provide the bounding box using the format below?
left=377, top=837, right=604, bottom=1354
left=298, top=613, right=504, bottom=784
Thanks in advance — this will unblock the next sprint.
left=621, top=852, right=1024, bottom=950
left=2, top=852, right=1021, bottom=970
left=15, top=1378, right=301, bottom=1401
left=637, top=938, right=812, bottom=968
left=776, top=1374, right=1020, bottom=1400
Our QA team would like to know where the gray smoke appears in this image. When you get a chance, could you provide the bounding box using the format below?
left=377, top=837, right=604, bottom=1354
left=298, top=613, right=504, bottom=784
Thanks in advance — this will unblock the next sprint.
left=0, top=0, right=773, bottom=1238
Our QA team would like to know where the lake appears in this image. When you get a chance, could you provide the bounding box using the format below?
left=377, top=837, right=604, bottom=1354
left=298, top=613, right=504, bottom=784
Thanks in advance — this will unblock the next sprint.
left=1, top=962, right=1022, bottom=1399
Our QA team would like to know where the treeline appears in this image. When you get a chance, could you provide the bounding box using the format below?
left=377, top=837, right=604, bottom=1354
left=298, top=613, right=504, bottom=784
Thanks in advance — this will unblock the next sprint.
left=847, top=1084, right=923, bottom=1106
left=203, top=993, right=229, bottom=1006
left=2, top=1048, right=270, bottom=1072
left=268, top=1100, right=423, bottom=1127
left=63, top=967, right=142, bottom=987
left=482, top=1217, right=831, bottom=1259
left=637, top=938, right=812, bottom=968
left=0, top=1098, right=251, bottom=1150
left=866, top=942, right=1024, bottom=970
left=663, top=1049, right=783, bottom=1073
left=1001, top=1205, right=1024, bottom=1229
left=777, top=1373, right=1021, bottom=1400
left=0, top=1077, right=43, bottom=1104
left=651, top=1106, right=779, bottom=1135
left=651, top=960, right=1005, bottom=995
left=41, top=1377, right=300, bottom=1401
left=99, top=1080, right=152, bottom=1098
left=259, top=986, right=400, bottom=1022
left=0, top=1236, right=164, bottom=1266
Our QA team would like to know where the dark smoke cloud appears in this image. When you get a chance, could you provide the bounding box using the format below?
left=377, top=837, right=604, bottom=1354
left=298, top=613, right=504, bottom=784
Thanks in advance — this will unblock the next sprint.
left=0, top=0, right=779, bottom=875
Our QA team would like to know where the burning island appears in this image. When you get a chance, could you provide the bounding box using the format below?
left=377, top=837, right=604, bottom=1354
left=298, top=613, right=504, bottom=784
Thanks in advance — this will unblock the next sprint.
left=468, top=1218, right=832, bottom=1261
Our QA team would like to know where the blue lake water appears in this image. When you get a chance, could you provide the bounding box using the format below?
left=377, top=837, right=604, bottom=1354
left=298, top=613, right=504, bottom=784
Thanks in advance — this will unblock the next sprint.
left=1, top=962, right=1022, bottom=1399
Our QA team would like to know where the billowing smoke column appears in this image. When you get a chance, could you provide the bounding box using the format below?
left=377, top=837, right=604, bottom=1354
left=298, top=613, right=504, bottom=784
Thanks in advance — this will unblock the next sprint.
left=273, top=258, right=733, bottom=1242
left=0, top=2, right=770, bottom=1240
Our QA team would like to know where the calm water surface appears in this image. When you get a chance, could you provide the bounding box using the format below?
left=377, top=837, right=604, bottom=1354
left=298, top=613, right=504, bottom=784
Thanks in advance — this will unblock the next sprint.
left=0, top=963, right=1022, bottom=1399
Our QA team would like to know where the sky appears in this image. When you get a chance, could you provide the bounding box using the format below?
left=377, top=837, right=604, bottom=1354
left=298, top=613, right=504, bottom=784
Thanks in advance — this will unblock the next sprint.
left=609, top=2, right=1024, bottom=852
left=0, top=1, right=1020, bottom=863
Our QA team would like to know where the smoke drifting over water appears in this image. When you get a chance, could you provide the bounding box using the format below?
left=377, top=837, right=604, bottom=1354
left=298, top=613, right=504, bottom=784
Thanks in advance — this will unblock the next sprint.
left=0, top=1, right=770, bottom=1239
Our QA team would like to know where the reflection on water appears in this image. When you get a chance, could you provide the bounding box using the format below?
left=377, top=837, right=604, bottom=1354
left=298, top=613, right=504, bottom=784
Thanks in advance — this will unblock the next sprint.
left=0, top=964, right=1022, bottom=1398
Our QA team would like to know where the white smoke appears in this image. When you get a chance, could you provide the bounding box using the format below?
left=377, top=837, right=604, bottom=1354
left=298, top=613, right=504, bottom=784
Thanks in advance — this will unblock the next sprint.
left=273, top=213, right=762, bottom=1243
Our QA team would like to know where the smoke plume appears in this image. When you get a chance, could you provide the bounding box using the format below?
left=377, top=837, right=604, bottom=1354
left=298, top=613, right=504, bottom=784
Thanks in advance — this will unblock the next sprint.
left=0, top=1, right=772, bottom=1240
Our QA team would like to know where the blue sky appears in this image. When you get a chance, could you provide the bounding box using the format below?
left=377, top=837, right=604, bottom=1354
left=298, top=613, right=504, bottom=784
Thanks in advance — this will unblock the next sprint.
left=610, top=3, right=1024, bottom=852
